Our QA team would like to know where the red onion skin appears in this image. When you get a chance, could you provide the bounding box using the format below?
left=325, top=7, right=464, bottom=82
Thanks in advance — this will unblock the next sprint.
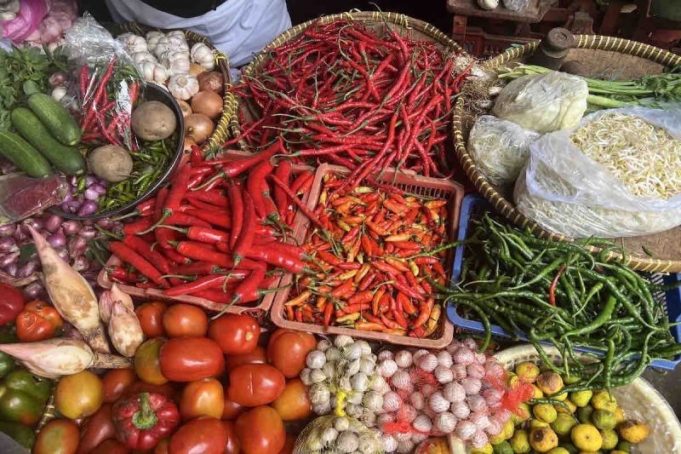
left=0, top=225, right=15, bottom=237
left=77, top=200, right=98, bottom=217
left=0, top=252, right=20, bottom=268
left=17, top=261, right=38, bottom=279
left=4, top=263, right=17, bottom=277
left=47, top=231, right=66, bottom=249
left=43, top=214, right=63, bottom=233
left=68, top=237, right=87, bottom=257
left=0, top=237, right=17, bottom=253
left=78, top=226, right=96, bottom=240
left=23, top=282, right=43, bottom=299
left=57, top=248, right=69, bottom=261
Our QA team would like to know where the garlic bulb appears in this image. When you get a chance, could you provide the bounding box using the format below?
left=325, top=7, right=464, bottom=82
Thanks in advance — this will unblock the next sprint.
left=452, top=363, right=468, bottom=380
left=347, top=391, right=364, bottom=405
left=396, top=439, right=414, bottom=453
left=434, top=412, right=457, bottom=434
left=443, top=382, right=466, bottom=403
left=370, top=375, right=390, bottom=393
left=337, top=431, right=359, bottom=453
left=317, top=339, right=332, bottom=351
left=362, top=391, right=383, bottom=412
left=391, top=370, right=412, bottom=391
left=377, top=350, right=393, bottom=361
left=429, top=391, right=450, bottom=413
left=469, top=411, right=491, bottom=431
left=455, top=420, right=477, bottom=440
left=334, top=416, right=351, bottom=432
left=307, top=350, right=326, bottom=369
left=359, top=357, right=375, bottom=375
left=467, top=363, right=485, bottom=379
left=360, top=409, right=377, bottom=428
left=321, top=427, right=339, bottom=445
left=412, top=414, right=432, bottom=433
left=118, top=33, right=148, bottom=53
left=345, top=403, right=363, bottom=418
left=164, top=51, right=191, bottom=75
left=300, top=368, right=313, bottom=385
left=346, top=359, right=361, bottom=376
left=351, top=372, right=369, bottom=392
left=310, top=369, right=327, bottom=383
left=434, top=365, right=454, bottom=384
left=335, top=335, right=354, bottom=348
left=412, top=349, right=429, bottom=362
left=471, top=430, right=489, bottom=449
left=344, top=342, right=363, bottom=360
left=382, top=391, right=402, bottom=412
left=412, top=433, right=429, bottom=444
left=377, top=413, right=394, bottom=425
left=153, top=36, right=172, bottom=57
left=145, top=31, right=164, bottom=52
left=437, top=350, right=453, bottom=368
left=190, top=42, right=215, bottom=70
left=416, top=353, right=438, bottom=372
left=132, top=51, right=157, bottom=65
left=326, top=347, right=342, bottom=362
left=140, top=61, right=168, bottom=84
left=381, top=434, right=398, bottom=453
left=453, top=347, right=475, bottom=365
left=309, top=383, right=331, bottom=406
left=378, top=359, right=398, bottom=378
left=322, top=362, right=336, bottom=380
left=467, top=395, right=487, bottom=413
left=401, top=404, right=418, bottom=423
left=462, top=377, right=482, bottom=395
left=168, top=74, right=199, bottom=100
left=313, top=400, right=332, bottom=415
left=394, top=350, right=413, bottom=368
left=451, top=401, right=471, bottom=419
left=166, top=30, right=186, bottom=41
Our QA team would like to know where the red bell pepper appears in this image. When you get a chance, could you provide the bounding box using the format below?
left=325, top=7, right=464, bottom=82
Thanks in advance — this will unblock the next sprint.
left=112, top=392, right=180, bottom=451
left=0, top=283, right=25, bottom=326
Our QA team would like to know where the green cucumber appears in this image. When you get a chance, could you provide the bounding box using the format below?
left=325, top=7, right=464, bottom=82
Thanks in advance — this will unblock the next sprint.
left=26, top=93, right=82, bottom=146
left=11, top=108, right=85, bottom=175
left=0, top=132, right=52, bottom=178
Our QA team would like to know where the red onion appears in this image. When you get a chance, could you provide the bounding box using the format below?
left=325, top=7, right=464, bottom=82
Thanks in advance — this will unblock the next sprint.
left=68, top=237, right=88, bottom=257
left=84, top=188, right=99, bottom=201
left=23, top=282, right=43, bottom=299
left=85, top=175, right=96, bottom=187
left=0, top=252, right=20, bottom=268
left=24, top=219, right=43, bottom=231
left=96, top=218, right=114, bottom=229
left=17, top=261, right=38, bottom=279
left=78, top=226, right=96, bottom=240
left=0, top=237, right=17, bottom=253
left=4, top=263, right=17, bottom=277
left=13, top=227, right=28, bottom=242
left=47, top=231, right=66, bottom=248
left=92, top=184, right=107, bottom=195
left=77, top=200, right=98, bottom=217
left=62, top=221, right=81, bottom=235
left=48, top=71, right=67, bottom=87
left=0, top=225, right=15, bottom=237
left=72, top=256, right=89, bottom=272
left=43, top=214, right=63, bottom=233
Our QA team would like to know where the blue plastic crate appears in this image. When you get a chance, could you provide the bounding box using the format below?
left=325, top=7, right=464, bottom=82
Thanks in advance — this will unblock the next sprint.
left=446, top=194, right=681, bottom=370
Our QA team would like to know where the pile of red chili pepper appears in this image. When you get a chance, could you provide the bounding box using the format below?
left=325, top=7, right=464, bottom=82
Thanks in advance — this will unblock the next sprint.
left=79, top=59, right=141, bottom=148
left=232, top=19, right=471, bottom=183
left=105, top=143, right=315, bottom=311
left=283, top=172, right=450, bottom=337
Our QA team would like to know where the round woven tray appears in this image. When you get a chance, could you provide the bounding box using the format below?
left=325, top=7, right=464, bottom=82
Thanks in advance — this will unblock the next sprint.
left=453, top=36, right=681, bottom=273
left=494, top=344, right=681, bottom=454
left=113, top=22, right=238, bottom=152
left=235, top=10, right=465, bottom=150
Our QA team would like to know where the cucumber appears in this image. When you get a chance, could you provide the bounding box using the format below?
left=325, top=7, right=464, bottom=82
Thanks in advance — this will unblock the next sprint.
left=26, top=93, right=82, bottom=146
left=0, top=132, right=52, bottom=178
left=11, top=108, right=86, bottom=176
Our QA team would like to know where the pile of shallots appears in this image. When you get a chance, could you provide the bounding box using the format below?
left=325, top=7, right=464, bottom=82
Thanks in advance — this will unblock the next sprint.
left=376, top=339, right=512, bottom=452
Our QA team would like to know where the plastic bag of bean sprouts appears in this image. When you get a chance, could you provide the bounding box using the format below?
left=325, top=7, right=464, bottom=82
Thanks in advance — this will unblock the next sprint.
left=514, top=105, right=681, bottom=238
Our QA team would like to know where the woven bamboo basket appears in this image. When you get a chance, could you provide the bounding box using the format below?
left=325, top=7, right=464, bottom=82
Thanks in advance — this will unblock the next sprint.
left=453, top=36, right=681, bottom=273
left=112, top=22, right=238, bottom=152
left=234, top=10, right=465, bottom=150
left=492, top=344, right=681, bottom=454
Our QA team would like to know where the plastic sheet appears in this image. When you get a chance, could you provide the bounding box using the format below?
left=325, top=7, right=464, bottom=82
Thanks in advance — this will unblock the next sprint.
left=0, top=173, right=67, bottom=225
left=515, top=106, right=681, bottom=238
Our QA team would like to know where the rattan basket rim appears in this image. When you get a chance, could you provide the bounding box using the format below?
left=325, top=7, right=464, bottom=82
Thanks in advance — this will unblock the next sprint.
left=452, top=35, right=681, bottom=273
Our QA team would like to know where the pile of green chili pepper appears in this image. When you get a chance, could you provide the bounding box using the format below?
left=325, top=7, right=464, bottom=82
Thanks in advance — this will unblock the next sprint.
left=441, top=213, right=681, bottom=391
left=97, top=135, right=175, bottom=212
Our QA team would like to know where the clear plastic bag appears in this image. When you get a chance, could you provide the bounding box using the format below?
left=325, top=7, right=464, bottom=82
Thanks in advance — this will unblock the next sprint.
left=468, top=115, right=539, bottom=186
left=293, top=415, right=383, bottom=454
left=514, top=106, right=681, bottom=238
left=492, top=71, right=588, bottom=133
left=63, top=14, right=143, bottom=151
left=0, top=173, right=67, bottom=225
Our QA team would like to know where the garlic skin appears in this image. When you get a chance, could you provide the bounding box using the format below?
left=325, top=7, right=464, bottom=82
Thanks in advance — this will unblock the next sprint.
left=140, top=61, right=169, bottom=84
left=437, top=350, right=453, bottom=368
left=428, top=391, right=450, bottom=413
left=321, top=427, right=338, bottom=445
left=310, top=369, right=327, bottom=383
left=337, top=431, right=359, bottom=453
left=306, top=350, right=326, bottom=369
left=378, top=359, right=398, bottom=378
left=145, top=31, right=164, bottom=52
left=434, top=411, right=457, bottom=434
left=412, top=414, right=432, bottom=433
left=118, top=33, right=148, bottom=53
left=394, top=350, right=412, bottom=368
left=300, top=368, right=313, bottom=385
left=350, top=372, right=369, bottom=392
left=335, top=335, right=354, bottom=348
left=416, top=353, right=438, bottom=372
left=455, top=420, right=477, bottom=441
left=309, top=383, right=331, bottom=407
left=377, top=350, right=393, bottom=361
left=132, top=51, right=157, bottom=65
left=434, top=365, right=454, bottom=384
left=163, top=51, right=191, bottom=75
left=382, top=391, right=402, bottom=412
left=168, top=74, right=199, bottom=100
left=443, top=382, right=466, bottom=403
left=362, top=391, right=384, bottom=413
left=390, top=370, right=413, bottom=391
left=317, top=339, right=332, bottom=352
left=191, top=42, right=216, bottom=70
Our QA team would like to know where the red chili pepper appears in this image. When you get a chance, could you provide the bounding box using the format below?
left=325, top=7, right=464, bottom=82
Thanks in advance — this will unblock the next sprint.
left=396, top=292, right=417, bottom=316
left=185, top=226, right=229, bottom=244
left=549, top=265, right=566, bottom=306
left=174, top=262, right=224, bottom=276
left=413, top=298, right=434, bottom=328
left=124, top=218, right=153, bottom=237
left=273, top=160, right=292, bottom=216
left=270, top=174, right=323, bottom=228
left=231, top=265, right=266, bottom=305
left=163, top=271, right=248, bottom=297
left=162, top=213, right=211, bottom=228
left=392, top=308, right=408, bottom=329
left=184, top=208, right=231, bottom=229
left=228, top=182, right=243, bottom=249
left=174, top=241, right=233, bottom=268
left=233, top=192, right=256, bottom=266
left=323, top=301, right=334, bottom=328
left=161, top=247, right=191, bottom=265
left=393, top=281, right=425, bottom=301
left=123, top=235, right=171, bottom=275
left=109, top=242, right=168, bottom=288
left=245, top=245, right=306, bottom=274
left=247, top=160, right=274, bottom=219
left=289, top=171, right=314, bottom=195
left=193, top=289, right=235, bottom=304
left=190, top=145, right=203, bottom=166
left=214, top=139, right=283, bottom=177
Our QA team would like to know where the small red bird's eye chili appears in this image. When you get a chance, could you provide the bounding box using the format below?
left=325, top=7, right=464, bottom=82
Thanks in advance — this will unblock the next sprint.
left=109, top=242, right=169, bottom=288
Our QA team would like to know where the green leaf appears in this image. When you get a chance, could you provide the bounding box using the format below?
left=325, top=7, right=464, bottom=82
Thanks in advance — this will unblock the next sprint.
left=18, top=244, right=36, bottom=265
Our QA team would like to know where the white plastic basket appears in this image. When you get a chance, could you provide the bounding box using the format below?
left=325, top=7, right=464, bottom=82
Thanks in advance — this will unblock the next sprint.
left=490, top=344, right=681, bottom=454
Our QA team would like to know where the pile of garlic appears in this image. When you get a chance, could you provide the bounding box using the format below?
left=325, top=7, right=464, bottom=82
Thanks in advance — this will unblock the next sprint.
left=300, top=335, right=390, bottom=429
left=376, top=339, right=511, bottom=452
left=116, top=31, right=215, bottom=99
left=293, top=415, right=383, bottom=454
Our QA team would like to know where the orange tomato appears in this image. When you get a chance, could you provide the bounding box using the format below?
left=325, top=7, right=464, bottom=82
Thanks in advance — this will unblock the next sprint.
left=180, top=378, right=224, bottom=420
left=271, top=379, right=311, bottom=421
left=136, top=301, right=167, bottom=337
left=134, top=338, right=168, bottom=385
left=101, top=368, right=136, bottom=403
left=54, top=370, right=103, bottom=420
left=225, top=346, right=266, bottom=372
left=163, top=304, right=208, bottom=337
left=235, top=406, right=285, bottom=454
left=222, top=421, right=241, bottom=454
left=222, top=397, right=245, bottom=420
left=266, top=330, right=316, bottom=378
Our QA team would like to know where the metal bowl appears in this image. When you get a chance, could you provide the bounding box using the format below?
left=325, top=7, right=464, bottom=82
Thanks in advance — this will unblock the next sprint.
left=54, top=83, right=185, bottom=220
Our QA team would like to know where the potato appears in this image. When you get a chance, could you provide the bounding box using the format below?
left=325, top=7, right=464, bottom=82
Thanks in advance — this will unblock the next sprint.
left=131, top=101, right=177, bottom=141
left=88, top=145, right=133, bottom=183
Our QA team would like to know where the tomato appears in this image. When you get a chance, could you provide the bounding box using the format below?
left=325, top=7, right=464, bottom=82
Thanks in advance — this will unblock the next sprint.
left=160, top=337, right=224, bottom=382
left=16, top=300, right=63, bottom=342
left=154, top=438, right=170, bottom=454
left=271, top=379, right=311, bottom=421
left=102, top=368, right=136, bottom=403
left=266, top=330, right=316, bottom=378
left=227, top=364, right=285, bottom=407
left=279, top=434, right=296, bottom=454
left=34, top=419, right=80, bottom=454
left=225, top=346, right=266, bottom=372
left=222, top=397, right=244, bottom=420
left=94, top=438, right=130, bottom=454
left=55, top=370, right=103, bottom=420
left=169, top=417, right=227, bottom=454
left=208, top=314, right=260, bottom=355
left=235, top=406, right=285, bottom=454
left=163, top=304, right=208, bottom=338
left=180, top=378, right=224, bottom=420
left=134, top=338, right=168, bottom=385
left=125, top=381, right=178, bottom=401
left=136, top=301, right=167, bottom=338
left=222, top=421, right=240, bottom=454
left=77, top=403, right=115, bottom=454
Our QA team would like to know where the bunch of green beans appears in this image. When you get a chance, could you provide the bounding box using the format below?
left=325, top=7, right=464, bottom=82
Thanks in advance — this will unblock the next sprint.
left=441, top=213, right=681, bottom=391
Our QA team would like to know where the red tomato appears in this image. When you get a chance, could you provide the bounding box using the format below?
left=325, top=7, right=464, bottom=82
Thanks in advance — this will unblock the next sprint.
left=222, top=397, right=245, bottom=420
left=102, top=368, right=136, bottom=403
left=94, top=438, right=130, bottom=454
left=180, top=378, right=224, bottom=420
left=163, top=304, right=208, bottom=338
left=34, top=419, right=80, bottom=454
left=169, top=417, right=227, bottom=454
left=208, top=314, right=260, bottom=355
left=235, top=406, right=285, bottom=454
left=222, top=421, right=241, bottom=454
left=154, top=439, right=170, bottom=454
left=272, top=379, right=311, bottom=421
left=77, top=403, right=115, bottom=454
left=135, top=301, right=167, bottom=338
left=125, top=381, right=178, bottom=401
left=227, top=364, right=285, bottom=407
left=225, top=346, right=266, bottom=372
left=266, top=330, right=316, bottom=378
left=160, top=337, right=225, bottom=382
left=279, top=434, right=296, bottom=454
